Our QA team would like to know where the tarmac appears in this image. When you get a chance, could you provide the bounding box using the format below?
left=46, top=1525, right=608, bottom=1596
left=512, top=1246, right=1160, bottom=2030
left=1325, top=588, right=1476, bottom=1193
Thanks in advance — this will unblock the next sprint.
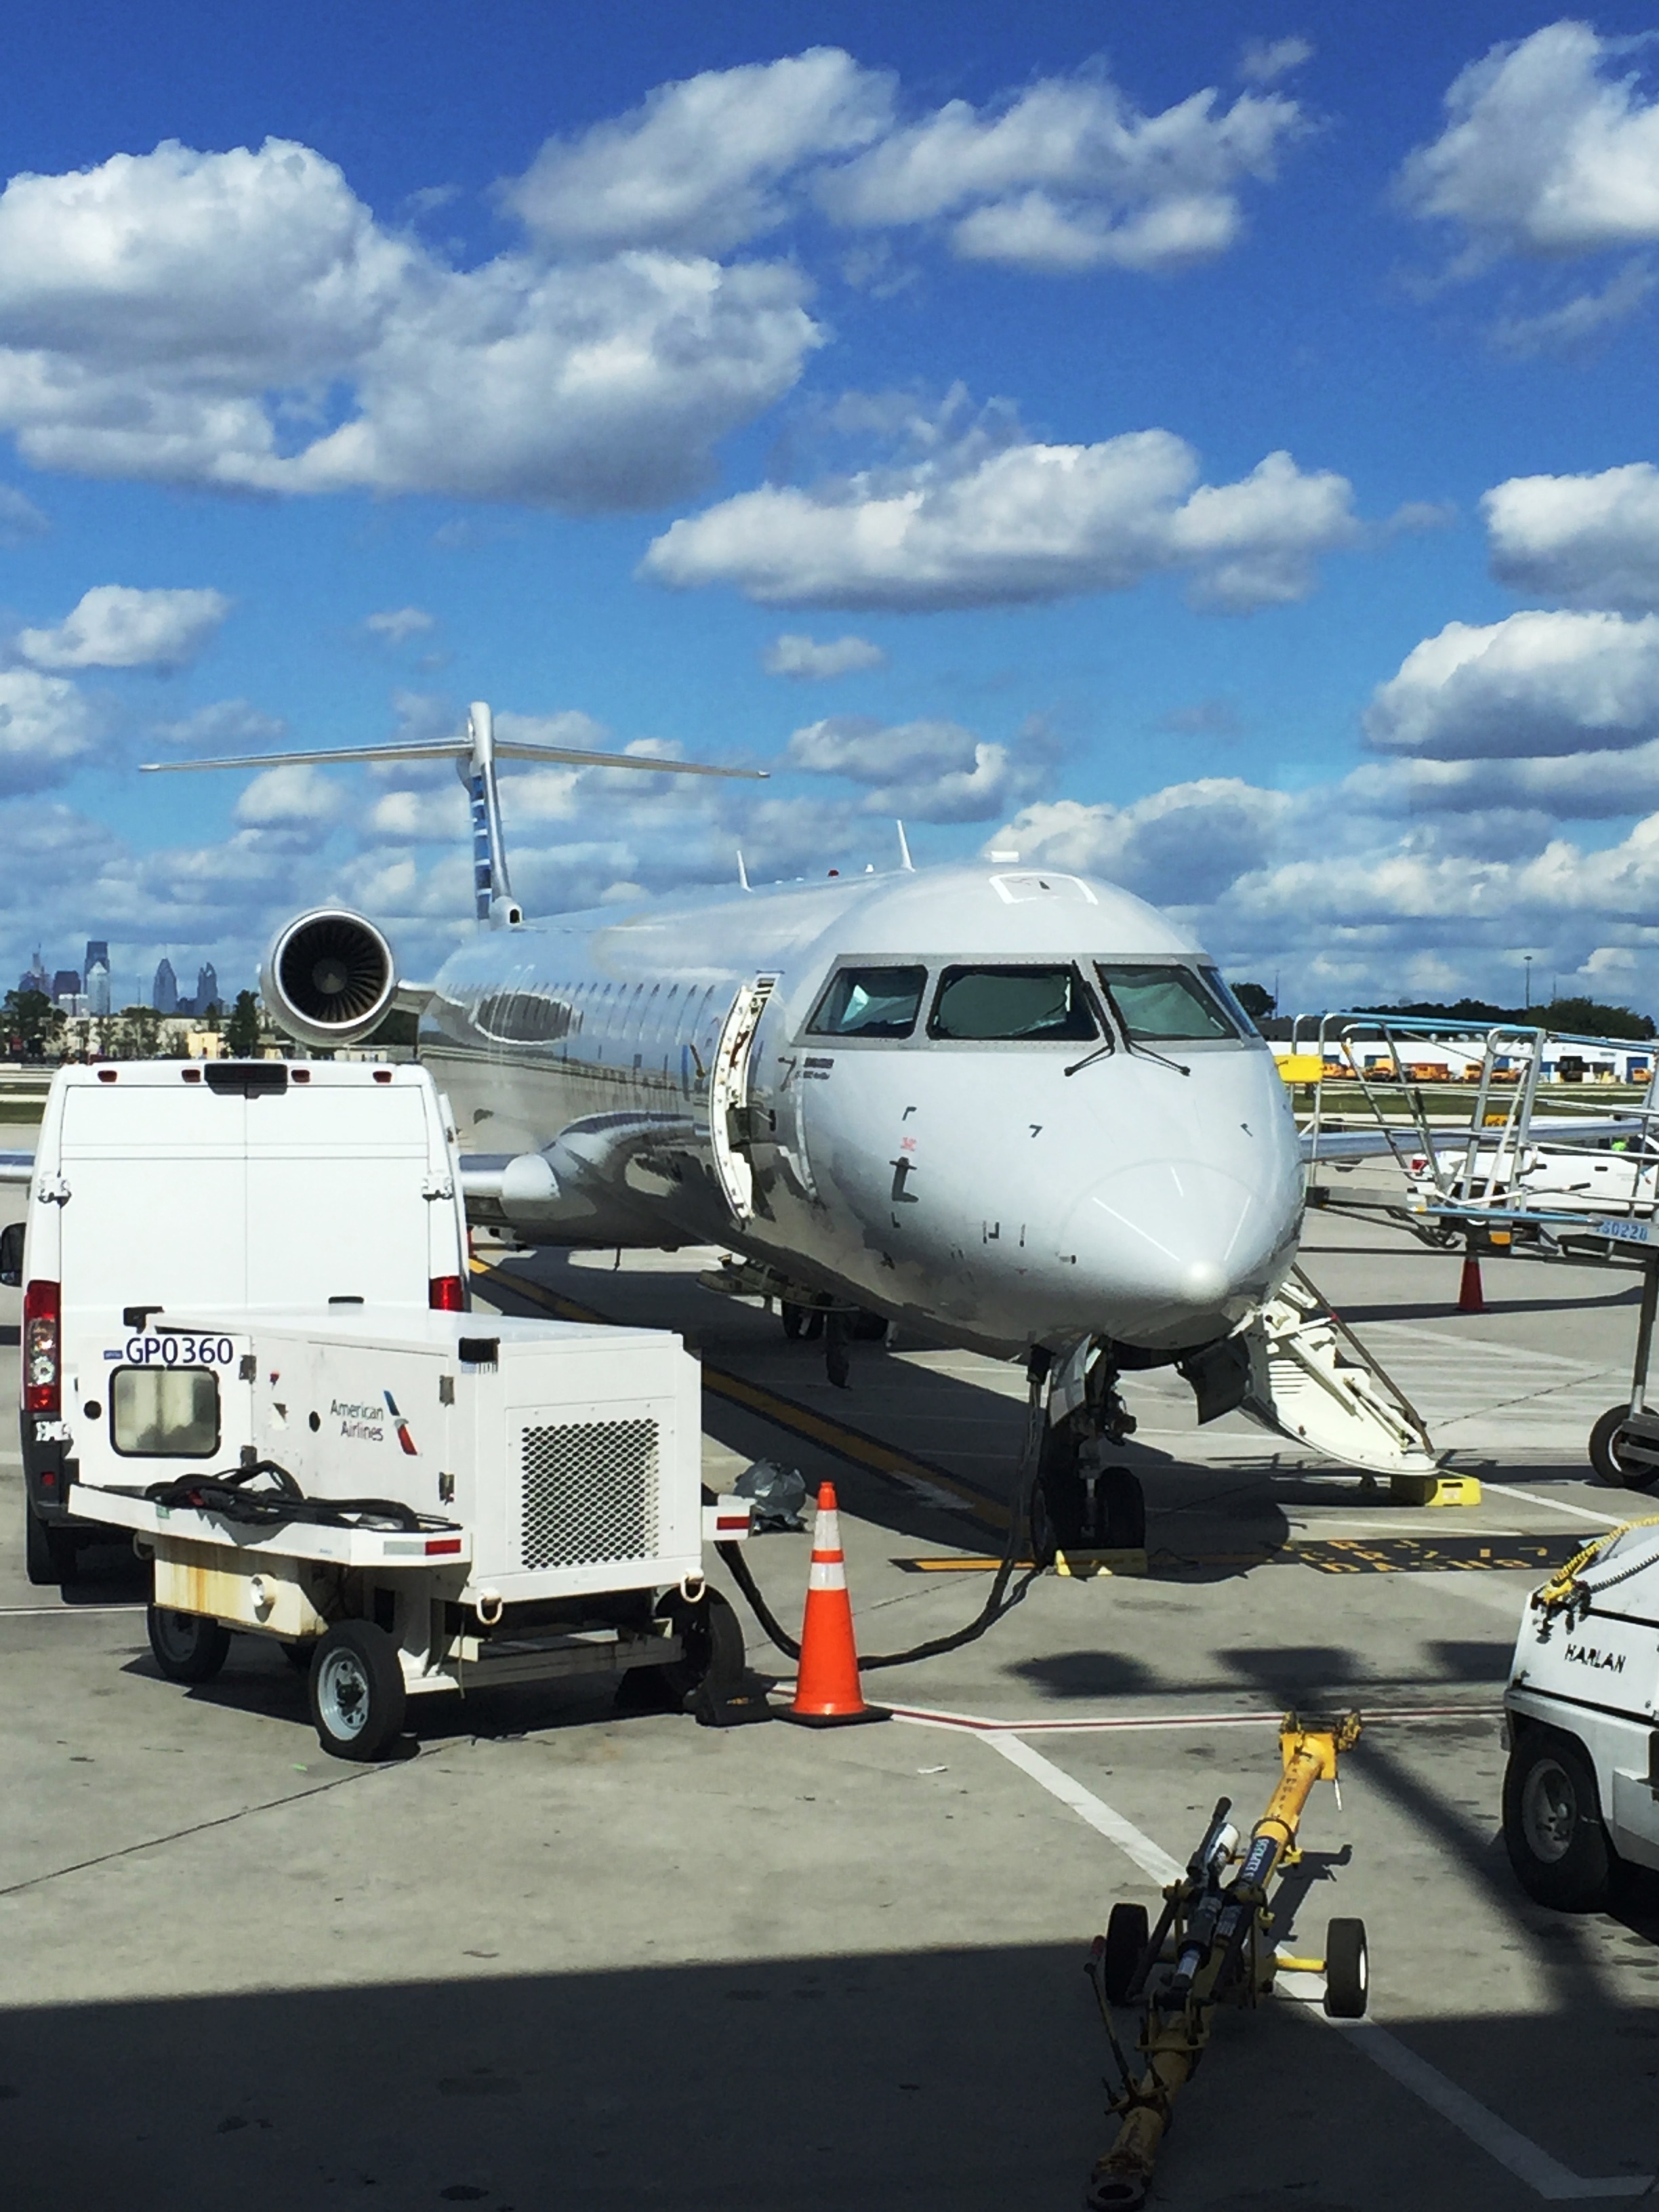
left=2, top=1185, right=1656, bottom=2211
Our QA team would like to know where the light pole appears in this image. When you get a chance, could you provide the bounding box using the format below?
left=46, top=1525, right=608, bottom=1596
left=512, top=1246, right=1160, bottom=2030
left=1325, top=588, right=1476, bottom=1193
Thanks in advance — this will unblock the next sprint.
left=1523, top=954, right=1534, bottom=1009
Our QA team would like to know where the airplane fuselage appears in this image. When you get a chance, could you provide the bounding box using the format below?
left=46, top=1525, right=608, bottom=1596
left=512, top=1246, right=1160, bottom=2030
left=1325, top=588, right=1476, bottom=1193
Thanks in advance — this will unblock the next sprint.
left=419, top=861, right=1305, bottom=1361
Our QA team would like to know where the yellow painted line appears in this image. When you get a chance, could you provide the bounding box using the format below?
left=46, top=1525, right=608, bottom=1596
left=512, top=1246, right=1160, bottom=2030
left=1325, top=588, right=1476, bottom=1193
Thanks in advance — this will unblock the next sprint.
left=471, top=1258, right=1008, bottom=1530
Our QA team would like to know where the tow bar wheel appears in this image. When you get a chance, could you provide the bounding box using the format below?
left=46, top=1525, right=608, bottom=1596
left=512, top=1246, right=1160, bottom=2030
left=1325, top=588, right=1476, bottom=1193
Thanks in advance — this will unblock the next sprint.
left=1322, top=1917, right=1369, bottom=2018
left=308, top=1620, right=407, bottom=1761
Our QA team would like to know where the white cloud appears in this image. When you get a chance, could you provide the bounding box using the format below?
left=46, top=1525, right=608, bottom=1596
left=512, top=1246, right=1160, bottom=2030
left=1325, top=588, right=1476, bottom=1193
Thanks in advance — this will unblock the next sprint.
left=1239, top=37, right=1314, bottom=87
left=0, top=139, right=821, bottom=509
left=17, top=584, right=230, bottom=671
left=0, top=482, right=46, bottom=541
left=990, top=780, right=1291, bottom=906
left=363, top=606, right=435, bottom=644
left=785, top=712, right=1048, bottom=820
left=817, top=73, right=1303, bottom=274
left=506, top=49, right=892, bottom=253
left=0, top=667, right=104, bottom=792
left=1398, top=22, right=1659, bottom=262
left=1483, top=463, right=1659, bottom=613
left=1366, top=609, right=1659, bottom=759
left=1490, top=259, right=1656, bottom=354
left=150, top=698, right=287, bottom=750
left=644, top=427, right=1357, bottom=611
left=762, top=630, right=887, bottom=678
left=232, top=763, right=344, bottom=834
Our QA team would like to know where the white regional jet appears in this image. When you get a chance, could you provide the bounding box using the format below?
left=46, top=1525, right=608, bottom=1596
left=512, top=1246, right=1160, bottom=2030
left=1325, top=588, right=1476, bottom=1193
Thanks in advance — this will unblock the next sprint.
left=134, top=703, right=1429, bottom=1546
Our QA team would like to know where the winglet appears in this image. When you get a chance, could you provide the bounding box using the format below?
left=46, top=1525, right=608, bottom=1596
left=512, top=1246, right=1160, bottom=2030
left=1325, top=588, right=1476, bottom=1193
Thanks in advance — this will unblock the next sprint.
left=895, top=819, right=914, bottom=872
left=737, top=849, right=752, bottom=893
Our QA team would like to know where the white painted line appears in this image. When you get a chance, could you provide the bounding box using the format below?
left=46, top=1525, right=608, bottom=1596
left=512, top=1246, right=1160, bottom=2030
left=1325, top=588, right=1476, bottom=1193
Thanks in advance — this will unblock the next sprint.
left=1481, top=1481, right=1625, bottom=1527
left=979, top=1737, right=1652, bottom=2200
left=1328, top=2011, right=1652, bottom=2200
left=979, top=1729, right=1183, bottom=1885
left=890, top=1701, right=1498, bottom=1736
left=0, top=1603, right=145, bottom=1618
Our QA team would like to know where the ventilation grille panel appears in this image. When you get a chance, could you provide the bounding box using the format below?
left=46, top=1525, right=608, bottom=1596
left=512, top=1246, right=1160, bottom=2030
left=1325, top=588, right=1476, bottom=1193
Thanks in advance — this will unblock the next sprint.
left=519, top=1418, right=659, bottom=1570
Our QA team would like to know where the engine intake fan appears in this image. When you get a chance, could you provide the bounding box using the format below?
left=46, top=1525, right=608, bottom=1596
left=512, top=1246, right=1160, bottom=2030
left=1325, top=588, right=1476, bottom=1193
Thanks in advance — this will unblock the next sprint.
left=262, top=908, right=396, bottom=1050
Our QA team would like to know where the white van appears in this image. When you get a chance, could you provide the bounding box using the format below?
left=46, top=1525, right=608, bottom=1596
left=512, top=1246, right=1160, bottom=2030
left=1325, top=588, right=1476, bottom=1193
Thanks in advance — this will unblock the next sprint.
left=2, top=1060, right=469, bottom=1585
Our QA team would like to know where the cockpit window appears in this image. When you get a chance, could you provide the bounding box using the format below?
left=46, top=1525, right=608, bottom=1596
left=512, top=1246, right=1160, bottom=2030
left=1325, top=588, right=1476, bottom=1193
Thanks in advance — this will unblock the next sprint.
left=808, top=965, right=926, bottom=1039
left=1095, top=964, right=1239, bottom=1042
left=928, top=965, right=1097, bottom=1042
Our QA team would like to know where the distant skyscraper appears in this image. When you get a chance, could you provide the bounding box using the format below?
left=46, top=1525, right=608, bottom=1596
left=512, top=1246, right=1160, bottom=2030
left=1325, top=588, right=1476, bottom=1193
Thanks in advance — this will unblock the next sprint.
left=84, top=941, right=110, bottom=1017
left=17, top=948, right=47, bottom=996
left=51, top=969, right=81, bottom=1011
left=195, top=962, right=219, bottom=1015
left=152, top=958, right=178, bottom=1015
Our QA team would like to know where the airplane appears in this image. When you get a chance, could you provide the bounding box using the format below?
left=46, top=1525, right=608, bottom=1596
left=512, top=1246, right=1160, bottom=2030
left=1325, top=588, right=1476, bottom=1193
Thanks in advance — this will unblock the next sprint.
left=33, top=701, right=1428, bottom=1549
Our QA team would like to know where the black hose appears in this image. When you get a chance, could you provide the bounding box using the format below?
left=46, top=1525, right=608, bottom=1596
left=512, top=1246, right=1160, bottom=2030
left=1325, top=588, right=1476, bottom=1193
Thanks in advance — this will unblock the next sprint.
left=144, top=1459, right=447, bottom=1534
left=717, top=1356, right=1050, bottom=1672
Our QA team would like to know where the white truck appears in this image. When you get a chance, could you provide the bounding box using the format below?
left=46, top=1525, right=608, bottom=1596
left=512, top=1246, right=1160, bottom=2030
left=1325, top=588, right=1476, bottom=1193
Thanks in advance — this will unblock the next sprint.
left=1502, top=1520, right=1659, bottom=1909
left=3, top=1059, right=470, bottom=1585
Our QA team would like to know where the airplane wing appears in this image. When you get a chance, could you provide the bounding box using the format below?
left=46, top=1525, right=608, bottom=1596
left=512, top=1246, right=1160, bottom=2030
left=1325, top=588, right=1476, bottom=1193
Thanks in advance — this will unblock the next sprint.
left=1301, top=1115, right=1650, bottom=1163
left=0, top=1148, right=34, bottom=1185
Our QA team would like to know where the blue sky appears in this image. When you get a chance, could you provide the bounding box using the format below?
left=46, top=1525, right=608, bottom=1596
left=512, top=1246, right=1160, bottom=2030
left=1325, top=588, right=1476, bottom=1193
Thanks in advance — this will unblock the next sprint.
left=6, top=4, right=1659, bottom=1011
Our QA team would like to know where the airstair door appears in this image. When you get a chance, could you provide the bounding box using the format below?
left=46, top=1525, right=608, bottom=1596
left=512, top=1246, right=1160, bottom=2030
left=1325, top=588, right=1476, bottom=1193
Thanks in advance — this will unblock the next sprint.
left=710, top=975, right=777, bottom=1225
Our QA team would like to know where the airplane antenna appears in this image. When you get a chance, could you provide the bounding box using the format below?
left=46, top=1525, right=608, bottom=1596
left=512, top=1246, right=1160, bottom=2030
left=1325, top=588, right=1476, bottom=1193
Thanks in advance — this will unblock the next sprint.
left=140, top=700, right=768, bottom=929
left=737, top=849, right=752, bottom=893
left=895, top=819, right=914, bottom=872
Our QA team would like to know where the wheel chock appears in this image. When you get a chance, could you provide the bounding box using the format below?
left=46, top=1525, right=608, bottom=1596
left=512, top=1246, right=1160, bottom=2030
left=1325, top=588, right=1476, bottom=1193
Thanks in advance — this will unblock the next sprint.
left=1389, top=1472, right=1481, bottom=1509
left=1052, top=1547, right=1149, bottom=1578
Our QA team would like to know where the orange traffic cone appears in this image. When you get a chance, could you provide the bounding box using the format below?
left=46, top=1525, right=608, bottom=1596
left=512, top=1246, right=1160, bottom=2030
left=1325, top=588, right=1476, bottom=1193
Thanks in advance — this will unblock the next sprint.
left=787, top=1483, right=888, bottom=1727
left=1458, top=1250, right=1485, bottom=1313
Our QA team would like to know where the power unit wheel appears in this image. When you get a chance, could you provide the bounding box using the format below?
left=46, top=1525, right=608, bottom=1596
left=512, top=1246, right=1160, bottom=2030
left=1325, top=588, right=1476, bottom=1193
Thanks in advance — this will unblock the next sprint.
left=1102, top=1901, right=1149, bottom=2005
left=850, top=1310, right=890, bottom=1343
left=656, top=1587, right=745, bottom=1710
left=308, top=1621, right=407, bottom=1761
left=1097, top=1469, right=1147, bottom=1551
left=781, top=1301, right=808, bottom=1341
left=147, top=1605, right=232, bottom=1684
left=1502, top=1732, right=1613, bottom=1910
left=1323, top=1918, right=1369, bottom=2017
left=25, top=1506, right=79, bottom=1588
left=1588, top=1405, right=1659, bottom=1491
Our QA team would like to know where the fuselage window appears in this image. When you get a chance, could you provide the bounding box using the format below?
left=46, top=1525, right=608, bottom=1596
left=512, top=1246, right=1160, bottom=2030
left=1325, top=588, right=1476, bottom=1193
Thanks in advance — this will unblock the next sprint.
left=1095, top=964, right=1239, bottom=1042
left=476, top=987, right=573, bottom=1043
left=808, top=965, right=927, bottom=1039
left=928, top=965, right=1097, bottom=1042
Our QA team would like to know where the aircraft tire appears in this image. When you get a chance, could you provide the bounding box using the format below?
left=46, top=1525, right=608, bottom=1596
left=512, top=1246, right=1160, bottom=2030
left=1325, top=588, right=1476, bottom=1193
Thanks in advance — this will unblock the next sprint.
left=1097, top=1469, right=1146, bottom=1550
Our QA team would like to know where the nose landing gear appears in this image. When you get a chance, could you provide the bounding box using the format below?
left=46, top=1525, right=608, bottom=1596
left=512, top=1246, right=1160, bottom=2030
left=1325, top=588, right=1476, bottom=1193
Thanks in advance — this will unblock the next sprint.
left=1029, top=1348, right=1145, bottom=1563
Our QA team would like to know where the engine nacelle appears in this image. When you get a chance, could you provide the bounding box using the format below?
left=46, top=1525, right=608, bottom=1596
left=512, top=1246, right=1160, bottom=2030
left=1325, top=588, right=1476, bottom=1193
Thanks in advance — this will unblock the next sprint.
left=260, top=907, right=397, bottom=1051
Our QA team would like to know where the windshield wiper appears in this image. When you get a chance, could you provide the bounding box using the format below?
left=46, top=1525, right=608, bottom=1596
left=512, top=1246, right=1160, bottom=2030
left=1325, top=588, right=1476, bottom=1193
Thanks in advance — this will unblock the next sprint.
left=1064, top=1041, right=1114, bottom=1078
left=1067, top=1036, right=1189, bottom=1078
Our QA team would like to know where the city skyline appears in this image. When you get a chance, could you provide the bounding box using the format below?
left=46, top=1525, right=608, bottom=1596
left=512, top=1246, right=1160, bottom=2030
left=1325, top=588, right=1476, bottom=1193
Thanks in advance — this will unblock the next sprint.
left=14, top=941, right=229, bottom=1016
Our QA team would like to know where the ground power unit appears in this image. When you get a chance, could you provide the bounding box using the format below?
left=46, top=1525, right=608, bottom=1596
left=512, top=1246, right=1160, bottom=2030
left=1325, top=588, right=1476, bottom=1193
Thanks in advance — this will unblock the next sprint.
left=67, top=1307, right=752, bottom=1757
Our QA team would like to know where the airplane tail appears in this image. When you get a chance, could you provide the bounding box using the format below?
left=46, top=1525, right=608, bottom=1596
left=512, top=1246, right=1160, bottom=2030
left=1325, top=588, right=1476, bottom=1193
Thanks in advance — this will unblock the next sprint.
left=143, top=701, right=766, bottom=926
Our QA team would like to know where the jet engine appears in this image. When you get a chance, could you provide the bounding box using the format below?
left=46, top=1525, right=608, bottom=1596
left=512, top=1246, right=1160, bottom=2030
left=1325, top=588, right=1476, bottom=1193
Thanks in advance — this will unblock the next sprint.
left=260, top=907, right=397, bottom=1051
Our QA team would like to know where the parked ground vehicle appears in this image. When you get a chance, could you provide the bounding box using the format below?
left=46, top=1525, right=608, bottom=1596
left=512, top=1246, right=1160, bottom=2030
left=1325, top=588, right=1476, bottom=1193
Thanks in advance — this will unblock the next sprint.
left=1502, top=1521, right=1659, bottom=1909
left=6, top=1060, right=468, bottom=1584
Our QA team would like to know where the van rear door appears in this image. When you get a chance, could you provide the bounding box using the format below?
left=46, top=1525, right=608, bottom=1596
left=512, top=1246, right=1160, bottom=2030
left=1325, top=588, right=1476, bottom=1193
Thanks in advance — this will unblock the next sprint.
left=243, top=1080, right=434, bottom=1306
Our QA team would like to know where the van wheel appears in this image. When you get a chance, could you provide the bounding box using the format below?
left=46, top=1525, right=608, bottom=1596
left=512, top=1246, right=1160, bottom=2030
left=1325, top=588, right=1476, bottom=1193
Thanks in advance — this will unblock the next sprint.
left=147, top=1606, right=232, bottom=1683
left=25, top=1505, right=79, bottom=1588
left=1502, top=1732, right=1613, bottom=1910
left=309, top=1622, right=407, bottom=1761
left=1589, top=1406, right=1659, bottom=1490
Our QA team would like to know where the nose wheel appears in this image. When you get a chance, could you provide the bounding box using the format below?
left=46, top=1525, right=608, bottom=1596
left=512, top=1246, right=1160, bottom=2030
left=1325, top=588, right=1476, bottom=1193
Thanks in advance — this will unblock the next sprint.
left=1030, top=1437, right=1145, bottom=1561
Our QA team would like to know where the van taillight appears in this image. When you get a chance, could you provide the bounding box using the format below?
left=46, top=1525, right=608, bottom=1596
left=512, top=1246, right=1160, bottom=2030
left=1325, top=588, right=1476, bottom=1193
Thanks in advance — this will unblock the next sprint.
left=24, top=1280, right=60, bottom=1416
left=429, top=1275, right=466, bottom=1312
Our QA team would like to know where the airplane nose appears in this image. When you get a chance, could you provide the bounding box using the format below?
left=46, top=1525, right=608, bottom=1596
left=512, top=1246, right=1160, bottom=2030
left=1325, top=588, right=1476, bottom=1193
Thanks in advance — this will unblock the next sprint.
left=1066, top=1157, right=1291, bottom=1345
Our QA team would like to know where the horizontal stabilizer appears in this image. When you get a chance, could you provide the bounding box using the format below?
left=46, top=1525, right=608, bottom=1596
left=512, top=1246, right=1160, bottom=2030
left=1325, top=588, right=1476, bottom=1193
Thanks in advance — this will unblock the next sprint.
left=0, top=1148, right=34, bottom=1185
left=142, top=739, right=766, bottom=779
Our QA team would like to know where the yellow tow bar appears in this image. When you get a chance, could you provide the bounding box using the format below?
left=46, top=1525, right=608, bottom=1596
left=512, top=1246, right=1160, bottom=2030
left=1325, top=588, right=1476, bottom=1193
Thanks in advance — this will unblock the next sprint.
left=1082, top=1712, right=1366, bottom=2212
